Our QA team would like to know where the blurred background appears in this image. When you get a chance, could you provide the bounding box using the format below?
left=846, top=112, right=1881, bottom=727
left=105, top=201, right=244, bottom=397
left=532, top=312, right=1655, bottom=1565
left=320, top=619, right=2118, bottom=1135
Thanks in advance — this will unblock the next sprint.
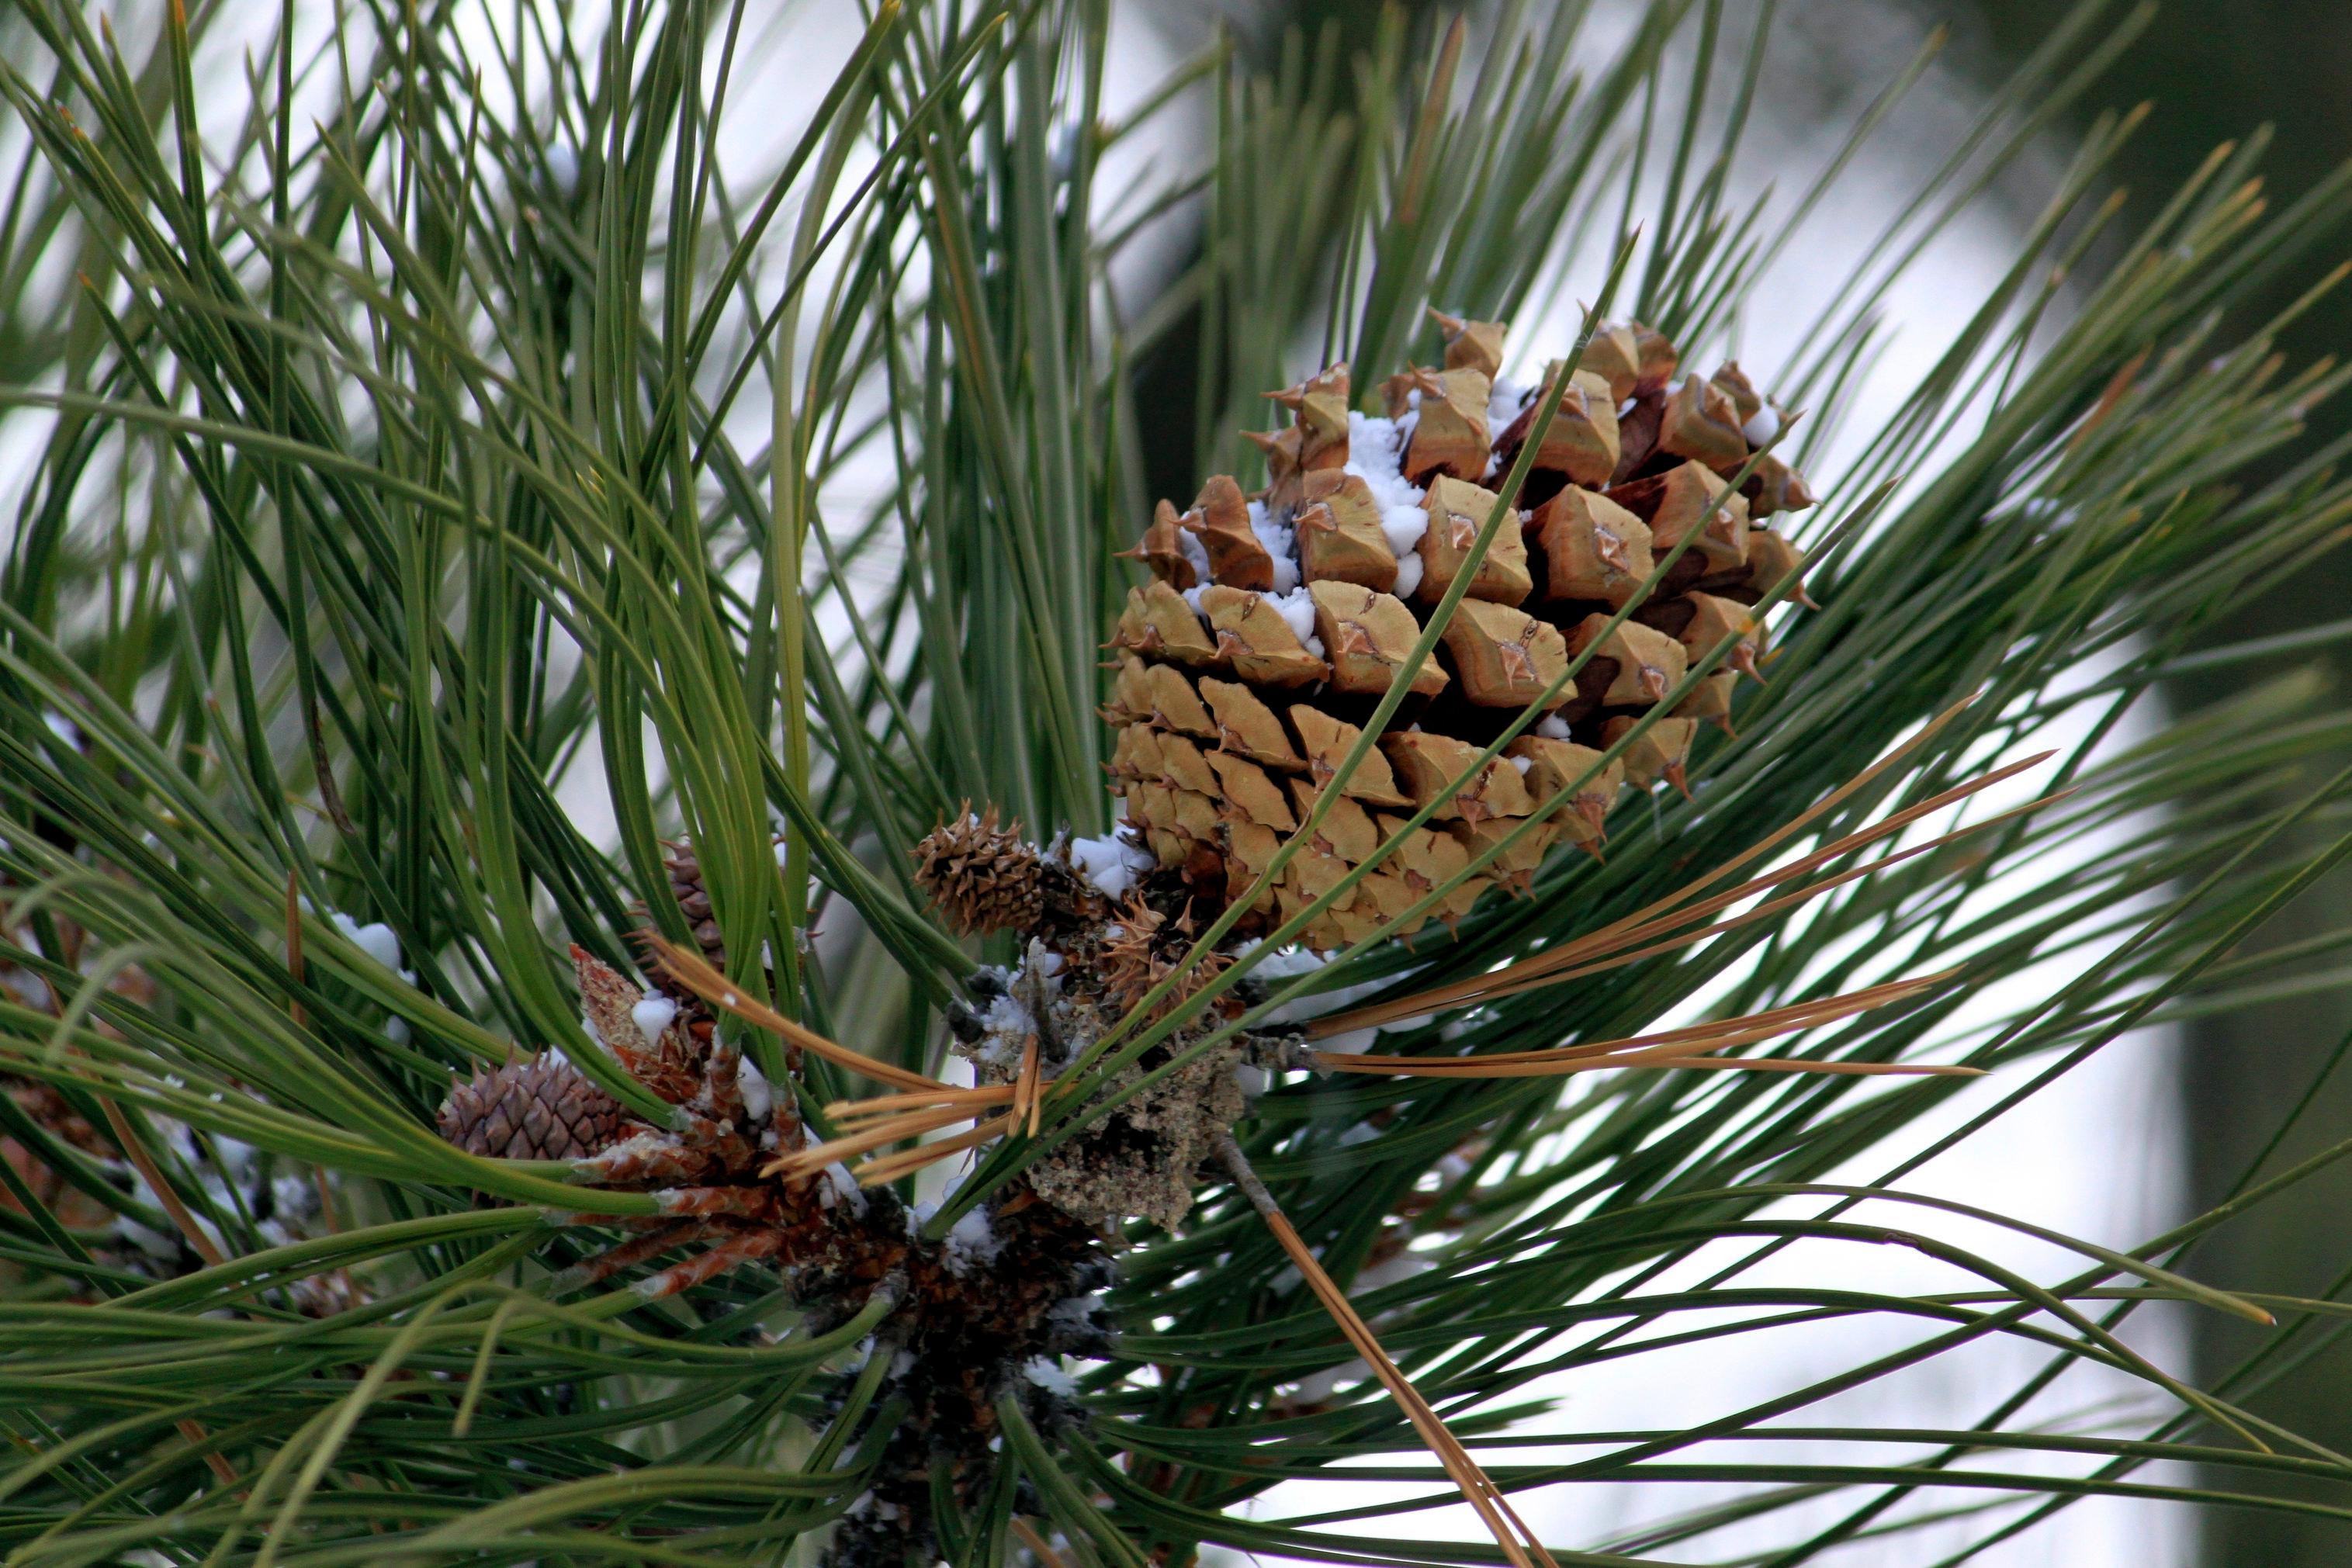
left=1961, top=8, right=2352, bottom=1566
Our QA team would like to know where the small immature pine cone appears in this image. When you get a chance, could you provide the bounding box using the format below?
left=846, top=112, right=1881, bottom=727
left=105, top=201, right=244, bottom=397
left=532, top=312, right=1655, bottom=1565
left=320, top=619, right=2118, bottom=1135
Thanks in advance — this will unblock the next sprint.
left=1097, top=900, right=1235, bottom=1023
left=913, top=807, right=1048, bottom=936
left=437, top=1057, right=627, bottom=1161
left=571, top=943, right=705, bottom=1106
left=663, top=839, right=726, bottom=964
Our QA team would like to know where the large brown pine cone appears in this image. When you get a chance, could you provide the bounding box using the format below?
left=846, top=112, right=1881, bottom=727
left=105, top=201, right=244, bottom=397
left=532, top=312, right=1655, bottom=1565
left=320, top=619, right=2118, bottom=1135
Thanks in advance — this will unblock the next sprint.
left=1104, top=313, right=1815, bottom=950
left=436, top=1057, right=628, bottom=1161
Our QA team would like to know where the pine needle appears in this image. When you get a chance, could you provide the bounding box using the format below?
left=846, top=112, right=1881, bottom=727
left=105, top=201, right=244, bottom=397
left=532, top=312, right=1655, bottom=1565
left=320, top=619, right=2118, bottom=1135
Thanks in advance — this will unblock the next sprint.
left=647, top=935, right=948, bottom=1093
left=826, top=1085, right=1017, bottom=1123
left=1017, top=1032, right=1044, bottom=1138
left=1010, top=1518, right=1073, bottom=1568
left=1314, top=972, right=1974, bottom=1078
left=854, top=1113, right=1018, bottom=1186
left=1310, top=746, right=2057, bottom=1037
left=767, top=1104, right=981, bottom=1179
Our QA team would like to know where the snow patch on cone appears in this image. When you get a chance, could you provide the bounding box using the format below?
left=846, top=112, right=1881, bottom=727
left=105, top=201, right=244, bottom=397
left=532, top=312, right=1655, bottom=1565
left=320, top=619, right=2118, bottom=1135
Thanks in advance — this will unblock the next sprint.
left=1022, top=1356, right=1079, bottom=1397
left=1069, top=829, right=1155, bottom=899
left=1259, top=585, right=1326, bottom=658
left=736, top=1056, right=773, bottom=1121
left=629, top=995, right=678, bottom=1051
left=1245, top=499, right=1301, bottom=592
left=944, top=1206, right=1001, bottom=1274
left=1486, top=373, right=1533, bottom=438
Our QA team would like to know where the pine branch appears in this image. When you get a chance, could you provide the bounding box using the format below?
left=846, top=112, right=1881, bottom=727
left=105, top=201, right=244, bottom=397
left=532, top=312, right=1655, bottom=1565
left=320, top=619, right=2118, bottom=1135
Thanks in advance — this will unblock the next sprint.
left=2, top=1, right=2351, bottom=1564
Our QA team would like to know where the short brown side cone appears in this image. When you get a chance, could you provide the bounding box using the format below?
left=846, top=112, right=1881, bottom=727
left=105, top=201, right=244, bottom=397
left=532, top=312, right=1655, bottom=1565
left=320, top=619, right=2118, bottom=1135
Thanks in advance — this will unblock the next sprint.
left=437, top=1057, right=627, bottom=1162
left=663, top=839, right=726, bottom=964
left=913, top=808, right=1050, bottom=936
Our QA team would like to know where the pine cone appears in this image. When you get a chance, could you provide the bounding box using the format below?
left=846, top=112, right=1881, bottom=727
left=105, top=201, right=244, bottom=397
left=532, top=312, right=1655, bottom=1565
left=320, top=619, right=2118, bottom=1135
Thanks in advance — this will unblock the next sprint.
left=436, top=1057, right=628, bottom=1161
left=4, top=1074, right=113, bottom=1228
left=662, top=839, right=726, bottom=964
left=571, top=943, right=704, bottom=1105
left=1096, top=901, right=1235, bottom=1023
left=1107, top=312, right=1813, bottom=950
left=648, top=833, right=788, bottom=1004
left=913, top=808, right=1049, bottom=935
left=5, top=1075, right=104, bottom=1157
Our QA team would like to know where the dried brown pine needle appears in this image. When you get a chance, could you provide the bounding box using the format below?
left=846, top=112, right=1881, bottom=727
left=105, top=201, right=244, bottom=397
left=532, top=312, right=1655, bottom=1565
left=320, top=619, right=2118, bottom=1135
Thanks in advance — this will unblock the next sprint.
left=854, top=1113, right=1018, bottom=1186
left=1311, top=741, right=2057, bottom=1037
left=826, top=1085, right=1017, bottom=1123
left=1606, top=1056, right=1974, bottom=1075
left=1315, top=972, right=1975, bottom=1078
left=1218, top=1136, right=1557, bottom=1568
left=647, top=935, right=948, bottom=1093
left=1009, top=1519, right=1073, bottom=1568
left=1017, top=1033, right=1044, bottom=1139
left=767, top=1104, right=980, bottom=1179
left=1485, top=795, right=2060, bottom=1002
